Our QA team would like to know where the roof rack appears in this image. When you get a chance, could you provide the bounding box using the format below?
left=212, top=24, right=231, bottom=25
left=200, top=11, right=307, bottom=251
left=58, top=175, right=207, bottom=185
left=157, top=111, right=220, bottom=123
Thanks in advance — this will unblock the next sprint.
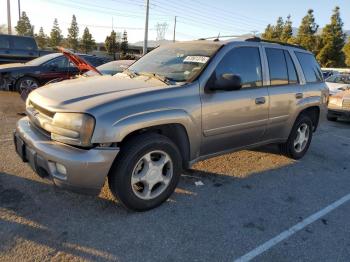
left=198, top=35, right=248, bottom=41
left=245, top=37, right=306, bottom=50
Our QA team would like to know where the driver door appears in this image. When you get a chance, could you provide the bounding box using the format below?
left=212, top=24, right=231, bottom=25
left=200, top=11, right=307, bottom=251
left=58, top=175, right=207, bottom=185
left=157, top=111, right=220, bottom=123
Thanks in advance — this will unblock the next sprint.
left=41, top=56, right=71, bottom=83
left=200, top=46, right=269, bottom=156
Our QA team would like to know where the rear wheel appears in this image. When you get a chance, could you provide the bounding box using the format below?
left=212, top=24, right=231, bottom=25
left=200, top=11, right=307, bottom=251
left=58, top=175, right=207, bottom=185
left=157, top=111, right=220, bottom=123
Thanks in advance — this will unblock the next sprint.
left=108, top=133, right=182, bottom=211
left=16, top=77, right=39, bottom=94
left=280, top=115, right=313, bottom=160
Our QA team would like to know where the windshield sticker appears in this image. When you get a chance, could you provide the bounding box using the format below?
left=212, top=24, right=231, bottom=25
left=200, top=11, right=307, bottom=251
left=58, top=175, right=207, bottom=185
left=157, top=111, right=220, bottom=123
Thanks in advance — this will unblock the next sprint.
left=184, top=56, right=209, bottom=64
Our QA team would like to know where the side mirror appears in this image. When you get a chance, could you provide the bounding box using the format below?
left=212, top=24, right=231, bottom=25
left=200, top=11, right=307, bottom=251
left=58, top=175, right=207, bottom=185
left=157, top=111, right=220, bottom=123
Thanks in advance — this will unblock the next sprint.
left=211, top=73, right=242, bottom=91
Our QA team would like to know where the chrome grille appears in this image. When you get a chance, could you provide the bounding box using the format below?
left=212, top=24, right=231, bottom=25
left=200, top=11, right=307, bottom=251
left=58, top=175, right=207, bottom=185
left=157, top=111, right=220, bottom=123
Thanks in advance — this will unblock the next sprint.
left=26, top=100, right=54, bottom=135
left=342, top=99, right=350, bottom=110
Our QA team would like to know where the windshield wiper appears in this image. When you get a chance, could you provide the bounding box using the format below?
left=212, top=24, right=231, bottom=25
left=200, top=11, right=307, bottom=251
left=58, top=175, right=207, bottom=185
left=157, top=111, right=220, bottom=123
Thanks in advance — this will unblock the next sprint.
left=124, top=68, right=138, bottom=78
left=138, top=72, right=175, bottom=85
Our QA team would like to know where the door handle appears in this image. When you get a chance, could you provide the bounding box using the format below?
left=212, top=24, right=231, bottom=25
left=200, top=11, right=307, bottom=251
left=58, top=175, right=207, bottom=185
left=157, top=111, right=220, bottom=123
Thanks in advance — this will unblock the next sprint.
left=295, top=93, right=303, bottom=99
left=255, top=97, right=266, bottom=105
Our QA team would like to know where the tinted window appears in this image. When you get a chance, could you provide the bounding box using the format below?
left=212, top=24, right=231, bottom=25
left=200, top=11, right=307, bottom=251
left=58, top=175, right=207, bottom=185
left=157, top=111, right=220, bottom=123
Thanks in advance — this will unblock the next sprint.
left=284, top=51, right=299, bottom=84
left=215, top=47, right=262, bottom=89
left=266, top=48, right=288, bottom=86
left=12, top=37, right=37, bottom=50
left=0, top=36, right=10, bottom=49
left=295, top=52, right=323, bottom=83
left=44, top=56, right=68, bottom=69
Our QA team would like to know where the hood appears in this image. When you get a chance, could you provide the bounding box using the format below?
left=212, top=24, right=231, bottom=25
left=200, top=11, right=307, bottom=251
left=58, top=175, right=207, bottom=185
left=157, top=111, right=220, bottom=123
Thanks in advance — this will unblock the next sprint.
left=29, top=74, right=168, bottom=112
left=326, top=82, right=350, bottom=94
left=58, top=47, right=102, bottom=75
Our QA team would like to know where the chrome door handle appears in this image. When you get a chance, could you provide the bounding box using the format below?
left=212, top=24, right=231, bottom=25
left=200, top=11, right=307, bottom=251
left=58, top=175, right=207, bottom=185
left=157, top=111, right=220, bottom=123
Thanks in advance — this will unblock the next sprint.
left=296, top=93, right=303, bottom=99
left=255, top=97, right=266, bottom=105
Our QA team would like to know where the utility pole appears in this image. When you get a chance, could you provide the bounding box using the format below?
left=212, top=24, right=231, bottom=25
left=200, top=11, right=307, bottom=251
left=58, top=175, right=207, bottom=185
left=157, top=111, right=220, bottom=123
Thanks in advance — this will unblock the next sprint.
left=173, top=16, right=177, bottom=42
left=143, top=0, right=149, bottom=55
left=7, top=0, right=12, bottom=35
left=18, top=0, right=21, bottom=20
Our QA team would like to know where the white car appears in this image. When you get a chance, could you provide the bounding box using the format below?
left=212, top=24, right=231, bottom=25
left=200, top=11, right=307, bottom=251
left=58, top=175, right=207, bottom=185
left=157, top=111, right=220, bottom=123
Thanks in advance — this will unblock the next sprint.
left=325, top=74, right=350, bottom=95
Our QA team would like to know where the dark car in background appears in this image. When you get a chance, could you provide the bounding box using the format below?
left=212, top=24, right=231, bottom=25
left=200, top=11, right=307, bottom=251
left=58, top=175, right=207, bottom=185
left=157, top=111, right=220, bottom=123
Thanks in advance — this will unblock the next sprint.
left=0, top=52, right=109, bottom=92
left=84, top=60, right=135, bottom=76
left=0, top=34, right=52, bottom=64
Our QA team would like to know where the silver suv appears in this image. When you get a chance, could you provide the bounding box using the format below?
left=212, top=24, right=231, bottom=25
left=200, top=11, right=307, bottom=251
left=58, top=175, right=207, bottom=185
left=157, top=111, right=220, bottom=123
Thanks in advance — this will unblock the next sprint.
left=14, top=38, right=328, bottom=211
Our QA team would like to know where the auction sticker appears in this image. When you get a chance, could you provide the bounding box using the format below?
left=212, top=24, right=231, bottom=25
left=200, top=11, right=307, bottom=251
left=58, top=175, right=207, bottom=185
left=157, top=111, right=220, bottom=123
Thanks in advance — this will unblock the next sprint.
left=184, top=56, right=209, bottom=64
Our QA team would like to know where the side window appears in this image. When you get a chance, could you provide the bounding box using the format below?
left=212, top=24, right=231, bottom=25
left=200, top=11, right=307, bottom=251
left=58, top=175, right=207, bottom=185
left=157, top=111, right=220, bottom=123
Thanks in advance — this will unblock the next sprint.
left=44, top=56, right=68, bottom=69
left=12, top=37, right=36, bottom=50
left=295, top=52, right=323, bottom=83
left=266, top=48, right=288, bottom=86
left=284, top=51, right=299, bottom=84
left=0, top=37, right=10, bottom=49
left=215, top=47, right=262, bottom=89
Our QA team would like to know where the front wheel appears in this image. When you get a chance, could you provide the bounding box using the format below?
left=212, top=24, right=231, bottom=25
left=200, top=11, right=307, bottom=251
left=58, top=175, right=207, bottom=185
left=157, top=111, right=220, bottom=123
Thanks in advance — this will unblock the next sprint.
left=16, top=77, right=39, bottom=94
left=280, top=115, right=313, bottom=160
left=108, top=133, right=182, bottom=211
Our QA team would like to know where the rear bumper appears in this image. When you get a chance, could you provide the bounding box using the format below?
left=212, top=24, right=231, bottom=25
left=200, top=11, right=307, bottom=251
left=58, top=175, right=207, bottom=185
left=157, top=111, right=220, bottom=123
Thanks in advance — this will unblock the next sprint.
left=14, top=117, right=119, bottom=195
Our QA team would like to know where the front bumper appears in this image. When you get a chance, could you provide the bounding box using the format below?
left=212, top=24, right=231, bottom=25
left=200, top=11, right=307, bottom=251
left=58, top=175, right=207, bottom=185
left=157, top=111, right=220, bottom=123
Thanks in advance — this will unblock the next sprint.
left=14, top=117, right=119, bottom=195
left=328, top=108, right=350, bottom=119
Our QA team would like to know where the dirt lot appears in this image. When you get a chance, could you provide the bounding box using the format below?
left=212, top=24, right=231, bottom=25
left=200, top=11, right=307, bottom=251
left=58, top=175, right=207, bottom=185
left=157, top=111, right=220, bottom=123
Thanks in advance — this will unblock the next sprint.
left=1, top=91, right=350, bottom=261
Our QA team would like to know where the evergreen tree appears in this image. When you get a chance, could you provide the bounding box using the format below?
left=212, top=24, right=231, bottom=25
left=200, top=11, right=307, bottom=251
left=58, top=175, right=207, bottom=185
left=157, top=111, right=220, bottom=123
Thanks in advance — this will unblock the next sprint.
left=15, top=11, right=34, bottom=36
left=281, top=15, right=293, bottom=43
left=295, top=9, right=319, bottom=54
left=35, top=27, right=48, bottom=49
left=274, top=17, right=284, bottom=40
left=67, top=15, right=79, bottom=52
left=317, top=7, right=346, bottom=67
left=120, top=30, right=128, bottom=56
left=344, top=38, right=350, bottom=67
left=262, top=24, right=274, bottom=40
left=105, top=30, right=119, bottom=60
left=80, top=27, right=96, bottom=54
left=49, top=19, right=63, bottom=48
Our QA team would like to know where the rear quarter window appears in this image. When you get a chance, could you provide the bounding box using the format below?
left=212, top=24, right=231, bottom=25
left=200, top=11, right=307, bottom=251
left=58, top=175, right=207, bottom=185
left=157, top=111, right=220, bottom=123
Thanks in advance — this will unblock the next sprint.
left=295, top=52, right=323, bottom=83
left=0, top=36, right=10, bottom=49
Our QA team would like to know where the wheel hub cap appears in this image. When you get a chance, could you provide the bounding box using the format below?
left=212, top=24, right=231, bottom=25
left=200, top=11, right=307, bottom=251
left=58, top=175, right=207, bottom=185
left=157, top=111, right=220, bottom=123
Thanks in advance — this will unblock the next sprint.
left=294, top=123, right=310, bottom=153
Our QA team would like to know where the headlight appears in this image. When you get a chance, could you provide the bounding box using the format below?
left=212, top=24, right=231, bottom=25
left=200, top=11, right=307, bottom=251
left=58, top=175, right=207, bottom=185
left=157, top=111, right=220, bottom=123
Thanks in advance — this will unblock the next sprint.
left=328, top=97, right=343, bottom=107
left=48, top=113, right=95, bottom=147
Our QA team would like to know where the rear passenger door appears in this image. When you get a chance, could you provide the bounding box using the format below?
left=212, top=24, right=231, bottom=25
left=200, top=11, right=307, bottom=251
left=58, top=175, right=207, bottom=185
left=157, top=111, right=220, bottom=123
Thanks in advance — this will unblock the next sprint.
left=264, top=48, right=302, bottom=141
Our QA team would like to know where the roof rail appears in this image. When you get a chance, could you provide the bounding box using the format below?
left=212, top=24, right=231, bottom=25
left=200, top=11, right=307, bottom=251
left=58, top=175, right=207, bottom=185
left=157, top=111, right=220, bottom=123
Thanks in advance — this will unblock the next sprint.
left=198, top=35, right=248, bottom=41
left=245, top=37, right=306, bottom=50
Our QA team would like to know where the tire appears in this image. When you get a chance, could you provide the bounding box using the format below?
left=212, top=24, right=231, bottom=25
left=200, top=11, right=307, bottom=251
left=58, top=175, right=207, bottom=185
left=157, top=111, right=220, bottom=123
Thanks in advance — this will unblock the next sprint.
left=327, top=115, right=337, bottom=122
left=108, top=133, right=182, bottom=211
left=279, top=114, right=313, bottom=160
left=15, top=77, right=39, bottom=94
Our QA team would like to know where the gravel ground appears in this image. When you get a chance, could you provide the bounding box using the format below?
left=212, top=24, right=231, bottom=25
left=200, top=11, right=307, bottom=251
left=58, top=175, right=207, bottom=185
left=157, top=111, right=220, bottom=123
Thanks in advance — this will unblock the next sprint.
left=1, top=91, right=350, bottom=261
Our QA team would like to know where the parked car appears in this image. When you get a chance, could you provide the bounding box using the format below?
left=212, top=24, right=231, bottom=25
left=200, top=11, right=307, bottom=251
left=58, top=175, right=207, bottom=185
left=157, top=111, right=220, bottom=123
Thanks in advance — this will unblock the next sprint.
left=325, top=73, right=350, bottom=95
left=0, top=34, right=52, bottom=64
left=14, top=38, right=328, bottom=211
left=84, top=60, right=135, bottom=76
left=0, top=52, right=109, bottom=92
left=327, top=90, right=350, bottom=121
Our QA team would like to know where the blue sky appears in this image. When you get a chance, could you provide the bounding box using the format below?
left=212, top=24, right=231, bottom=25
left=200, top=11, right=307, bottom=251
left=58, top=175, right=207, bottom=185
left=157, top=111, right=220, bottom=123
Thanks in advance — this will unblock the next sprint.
left=1, top=0, right=349, bottom=43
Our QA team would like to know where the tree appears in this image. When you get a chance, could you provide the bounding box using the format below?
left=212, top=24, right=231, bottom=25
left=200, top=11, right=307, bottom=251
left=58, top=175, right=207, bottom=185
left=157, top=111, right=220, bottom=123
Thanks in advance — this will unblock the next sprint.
left=262, top=17, right=285, bottom=41
left=80, top=27, right=96, bottom=54
left=105, top=30, right=120, bottom=60
left=281, top=15, right=293, bottom=43
left=295, top=9, right=319, bottom=54
left=35, top=27, right=48, bottom=49
left=15, top=11, right=34, bottom=36
left=262, top=24, right=274, bottom=40
left=344, top=38, right=350, bottom=67
left=49, top=18, right=63, bottom=48
left=317, top=6, right=346, bottom=67
left=67, top=15, right=79, bottom=52
left=120, top=30, right=128, bottom=56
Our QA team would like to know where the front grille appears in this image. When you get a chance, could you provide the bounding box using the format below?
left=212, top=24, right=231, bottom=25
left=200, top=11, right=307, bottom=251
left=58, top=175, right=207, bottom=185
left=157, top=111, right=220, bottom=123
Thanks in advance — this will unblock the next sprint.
left=26, top=100, right=55, bottom=136
left=29, top=100, right=55, bottom=118
left=342, top=99, right=350, bottom=110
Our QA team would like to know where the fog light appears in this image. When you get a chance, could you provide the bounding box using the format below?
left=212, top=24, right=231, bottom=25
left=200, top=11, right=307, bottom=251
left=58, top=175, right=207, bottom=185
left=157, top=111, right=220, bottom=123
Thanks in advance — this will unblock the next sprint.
left=56, top=163, right=67, bottom=175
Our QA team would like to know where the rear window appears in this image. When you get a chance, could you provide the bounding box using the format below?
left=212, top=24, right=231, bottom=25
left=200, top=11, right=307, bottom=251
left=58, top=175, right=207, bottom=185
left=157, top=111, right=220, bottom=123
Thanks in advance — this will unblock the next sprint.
left=295, top=52, right=323, bottom=83
left=12, top=37, right=37, bottom=50
left=0, top=36, right=10, bottom=49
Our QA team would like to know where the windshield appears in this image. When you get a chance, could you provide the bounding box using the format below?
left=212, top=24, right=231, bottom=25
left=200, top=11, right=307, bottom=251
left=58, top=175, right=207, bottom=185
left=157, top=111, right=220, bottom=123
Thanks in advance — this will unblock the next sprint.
left=326, top=74, right=350, bottom=84
left=128, top=42, right=221, bottom=82
left=25, top=53, right=62, bottom=66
